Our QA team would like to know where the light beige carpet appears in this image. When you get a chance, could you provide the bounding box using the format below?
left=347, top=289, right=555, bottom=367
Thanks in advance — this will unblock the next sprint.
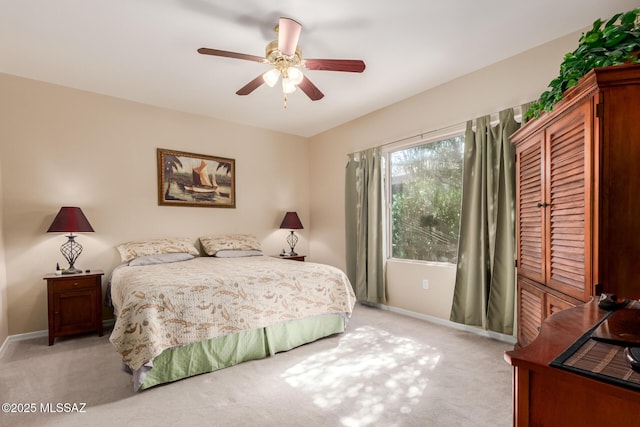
left=0, top=304, right=513, bottom=426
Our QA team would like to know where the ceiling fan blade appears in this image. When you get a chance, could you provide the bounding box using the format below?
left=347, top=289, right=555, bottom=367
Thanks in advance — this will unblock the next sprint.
left=236, top=74, right=266, bottom=96
left=278, top=17, right=302, bottom=56
left=303, top=59, right=366, bottom=73
left=298, top=76, right=324, bottom=101
left=198, top=48, right=264, bottom=63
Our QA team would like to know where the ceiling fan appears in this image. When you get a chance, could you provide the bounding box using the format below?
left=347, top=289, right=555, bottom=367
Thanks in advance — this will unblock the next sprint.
left=197, top=17, right=366, bottom=108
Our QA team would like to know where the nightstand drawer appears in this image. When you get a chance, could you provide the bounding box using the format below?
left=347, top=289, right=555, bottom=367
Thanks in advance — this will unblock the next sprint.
left=51, top=277, right=96, bottom=292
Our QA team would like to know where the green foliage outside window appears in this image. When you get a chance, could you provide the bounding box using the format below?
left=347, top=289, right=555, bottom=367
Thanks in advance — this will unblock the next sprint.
left=389, top=136, right=464, bottom=263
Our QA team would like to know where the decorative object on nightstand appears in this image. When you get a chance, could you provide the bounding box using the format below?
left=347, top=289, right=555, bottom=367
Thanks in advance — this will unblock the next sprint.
left=44, top=270, right=104, bottom=345
left=47, top=206, right=94, bottom=275
left=279, top=211, right=303, bottom=256
left=280, top=254, right=306, bottom=262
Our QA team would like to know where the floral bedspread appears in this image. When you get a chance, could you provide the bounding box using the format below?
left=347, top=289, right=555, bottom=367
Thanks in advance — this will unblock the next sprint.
left=109, top=256, right=356, bottom=370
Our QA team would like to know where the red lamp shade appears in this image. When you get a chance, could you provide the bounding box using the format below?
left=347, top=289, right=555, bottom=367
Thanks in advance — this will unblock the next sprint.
left=47, top=207, right=95, bottom=233
left=279, top=212, right=303, bottom=230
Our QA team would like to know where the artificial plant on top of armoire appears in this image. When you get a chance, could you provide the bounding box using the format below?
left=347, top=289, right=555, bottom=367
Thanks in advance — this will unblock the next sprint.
left=526, top=8, right=640, bottom=119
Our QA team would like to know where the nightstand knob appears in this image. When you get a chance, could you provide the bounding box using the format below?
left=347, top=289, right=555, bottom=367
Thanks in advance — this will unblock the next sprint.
left=73, top=283, right=79, bottom=286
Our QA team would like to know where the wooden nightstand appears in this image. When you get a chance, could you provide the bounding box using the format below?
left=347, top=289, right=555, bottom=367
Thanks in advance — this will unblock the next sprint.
left=278, top=255, right=306, bottom=262
left=44, top=270, right=104, bottom=345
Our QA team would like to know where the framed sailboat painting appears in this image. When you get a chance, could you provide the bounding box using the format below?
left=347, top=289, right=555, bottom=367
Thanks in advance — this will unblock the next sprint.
left=157, top=148, right=236, bottom=208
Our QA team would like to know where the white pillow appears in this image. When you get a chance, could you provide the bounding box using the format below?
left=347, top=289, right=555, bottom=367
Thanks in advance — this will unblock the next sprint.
left=128, top=253, right=195, bottom=266
left=214, top=250, right=263, bottom=258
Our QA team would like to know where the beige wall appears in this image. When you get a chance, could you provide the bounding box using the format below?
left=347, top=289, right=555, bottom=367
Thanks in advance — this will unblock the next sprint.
left=0, top=160, right=7, bottom=346
left=0, top=74, right=309, bottom=335
left=308, top=31, right=581, bottom=320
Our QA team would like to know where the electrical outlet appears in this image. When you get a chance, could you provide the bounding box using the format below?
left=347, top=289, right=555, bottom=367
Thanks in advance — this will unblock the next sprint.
left=422, top=279, right=429, bottom=290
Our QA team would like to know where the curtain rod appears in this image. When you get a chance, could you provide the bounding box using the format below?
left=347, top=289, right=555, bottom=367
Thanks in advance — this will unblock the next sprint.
left=347, top=121, right=464, bottom=156
left=347, top=104, right=526, bottom=157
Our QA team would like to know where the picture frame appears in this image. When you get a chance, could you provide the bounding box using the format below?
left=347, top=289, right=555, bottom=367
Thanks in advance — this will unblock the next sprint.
left=157, top=148, right=236, bottom=208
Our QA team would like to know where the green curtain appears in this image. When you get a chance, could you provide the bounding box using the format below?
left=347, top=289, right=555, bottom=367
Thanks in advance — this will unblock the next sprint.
left=345, top=148, right=386, bottom=304
left=450, top=108, right=520, bottom=334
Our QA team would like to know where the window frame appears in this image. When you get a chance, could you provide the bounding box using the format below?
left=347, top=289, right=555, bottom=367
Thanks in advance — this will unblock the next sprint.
left=382, top=123, right=465, bottom=265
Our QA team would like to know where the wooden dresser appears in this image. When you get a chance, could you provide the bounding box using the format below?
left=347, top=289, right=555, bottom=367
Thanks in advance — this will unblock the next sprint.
left=505, top=301, right=640, bottom=427
left=511, top=63, right=640, bottom=347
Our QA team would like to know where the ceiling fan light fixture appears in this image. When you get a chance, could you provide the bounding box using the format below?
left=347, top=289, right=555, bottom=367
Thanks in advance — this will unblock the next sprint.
left=263, top=68, right=281, bottom=87
left=287, top=67, right=304, bottom=85
left=282, top=77, right=297, bottom=94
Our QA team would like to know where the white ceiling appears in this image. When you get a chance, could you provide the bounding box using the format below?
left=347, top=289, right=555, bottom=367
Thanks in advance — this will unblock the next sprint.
left=1, top=1, right=638, bottom=137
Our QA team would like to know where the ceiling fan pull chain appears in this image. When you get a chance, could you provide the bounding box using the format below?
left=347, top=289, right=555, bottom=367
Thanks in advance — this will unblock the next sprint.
left=284, top=93, right=288, bottom=109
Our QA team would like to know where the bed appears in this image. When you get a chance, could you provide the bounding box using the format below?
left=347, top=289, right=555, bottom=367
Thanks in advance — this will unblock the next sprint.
left=108, top=235, right=356, bottom=391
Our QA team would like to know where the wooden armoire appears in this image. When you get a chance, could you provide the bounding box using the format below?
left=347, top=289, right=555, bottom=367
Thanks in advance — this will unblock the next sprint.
left=512, top=63, right=640, bottom=347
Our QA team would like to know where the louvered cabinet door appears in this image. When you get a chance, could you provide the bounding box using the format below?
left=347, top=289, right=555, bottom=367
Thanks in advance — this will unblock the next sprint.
left=515, top=132, right=546, bottom=284
left=517, top=277, right=545, bottom=348
left=545, top=292, right=578, bottom=319
left=545, top=102, right=593, bottom=301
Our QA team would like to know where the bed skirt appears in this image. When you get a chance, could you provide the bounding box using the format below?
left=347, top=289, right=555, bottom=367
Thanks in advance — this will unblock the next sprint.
left=131, top=313, right=347, bottom=391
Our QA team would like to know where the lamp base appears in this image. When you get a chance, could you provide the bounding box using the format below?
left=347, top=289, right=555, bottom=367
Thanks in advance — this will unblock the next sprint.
left=286, top=231, right=299, bottom=257
left=59, top=235, right=84, bottom=276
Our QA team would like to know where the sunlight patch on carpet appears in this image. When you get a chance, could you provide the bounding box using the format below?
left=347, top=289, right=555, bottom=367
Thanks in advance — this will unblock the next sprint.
left=281, top=326, right=440, bottom=426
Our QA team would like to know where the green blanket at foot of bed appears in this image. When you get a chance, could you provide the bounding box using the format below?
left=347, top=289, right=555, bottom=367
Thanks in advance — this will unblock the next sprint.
left=140, top=314, right=346, bottom=390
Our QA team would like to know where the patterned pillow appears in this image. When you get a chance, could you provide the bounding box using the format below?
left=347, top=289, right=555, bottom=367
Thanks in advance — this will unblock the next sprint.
left=199, top=234, right=262, bottom=256
left=116, top=237, right=199, bottom=262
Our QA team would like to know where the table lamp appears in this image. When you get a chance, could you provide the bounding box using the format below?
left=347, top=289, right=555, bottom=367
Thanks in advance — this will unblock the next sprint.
left=47, top=207, right=94, bottom=274
left=279, top=211, right=303, bottom=256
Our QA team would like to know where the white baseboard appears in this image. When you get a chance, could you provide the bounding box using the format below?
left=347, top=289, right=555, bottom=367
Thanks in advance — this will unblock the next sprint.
left=362, top=302, right=517, bottom=345
left=0, top=334, right=10, bottom=357
left=0, top=319, right=115, bottom=357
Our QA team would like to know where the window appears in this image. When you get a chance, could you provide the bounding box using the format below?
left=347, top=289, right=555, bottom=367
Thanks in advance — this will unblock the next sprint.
left=385, top=133, right=464, bottom=263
